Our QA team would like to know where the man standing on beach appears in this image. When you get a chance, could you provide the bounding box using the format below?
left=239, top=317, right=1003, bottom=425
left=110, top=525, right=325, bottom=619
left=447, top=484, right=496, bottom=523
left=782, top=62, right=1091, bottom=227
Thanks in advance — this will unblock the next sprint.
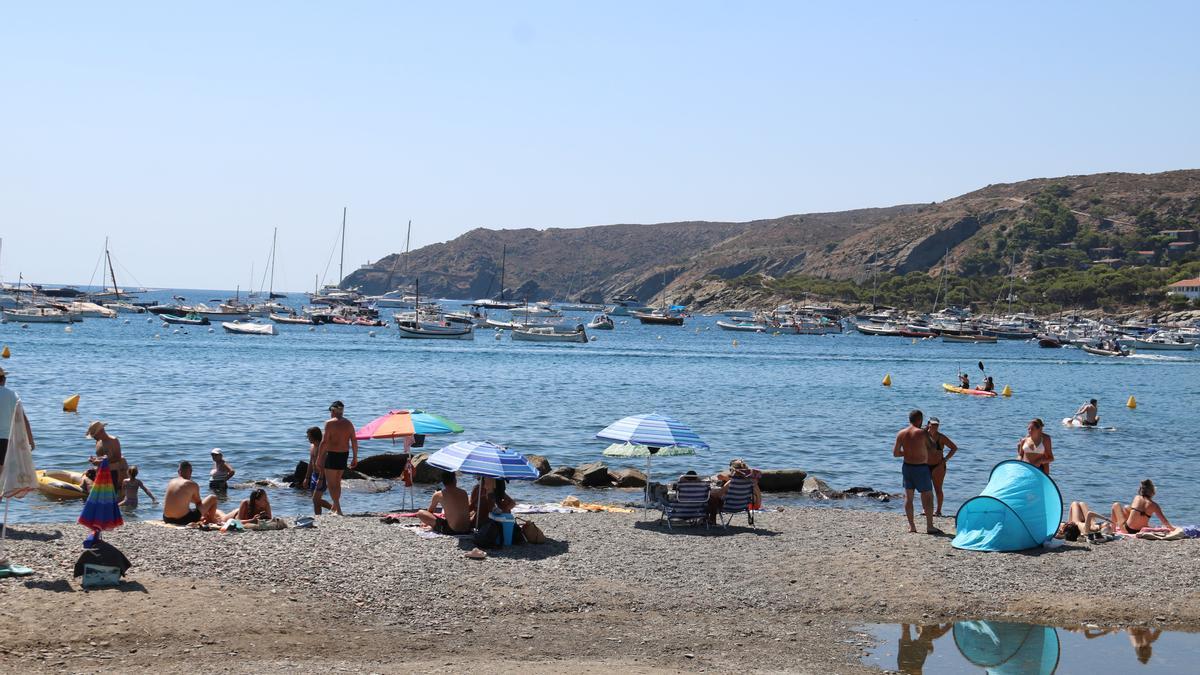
left=314, top=400, right=357, bottom=516
left=0, top=367, right=35, bottom=478
left=893, top=409, right=940, bottom=535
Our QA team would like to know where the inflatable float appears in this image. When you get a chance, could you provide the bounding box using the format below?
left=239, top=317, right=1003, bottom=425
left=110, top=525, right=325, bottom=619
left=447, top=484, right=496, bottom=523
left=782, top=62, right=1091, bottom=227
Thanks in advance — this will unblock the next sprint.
left=942, top=383, right=998, bottom=397
left=36, top=469, right=87, bottom=499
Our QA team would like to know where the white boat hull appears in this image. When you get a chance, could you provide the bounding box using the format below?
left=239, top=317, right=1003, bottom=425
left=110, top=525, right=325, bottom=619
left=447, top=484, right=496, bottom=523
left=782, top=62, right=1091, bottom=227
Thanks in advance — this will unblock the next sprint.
left=511, top=328, right=588, bottom=343
left=2, top=309, right=75, bottom=323
left=396, top=322, right=475, bottom=340
left=222, top=321, right=277, bottom=335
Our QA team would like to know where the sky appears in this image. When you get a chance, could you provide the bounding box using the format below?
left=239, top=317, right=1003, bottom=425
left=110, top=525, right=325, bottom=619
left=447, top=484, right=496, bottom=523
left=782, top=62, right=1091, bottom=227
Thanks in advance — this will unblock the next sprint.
left=2, top=2, right=1198, bottom=290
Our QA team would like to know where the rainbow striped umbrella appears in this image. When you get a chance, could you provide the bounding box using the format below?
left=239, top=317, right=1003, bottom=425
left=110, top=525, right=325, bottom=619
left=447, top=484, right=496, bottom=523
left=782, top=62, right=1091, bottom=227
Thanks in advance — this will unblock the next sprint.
left=355, top=409, right=464, bottom=441
left=78, top=458, right=123, bottom=533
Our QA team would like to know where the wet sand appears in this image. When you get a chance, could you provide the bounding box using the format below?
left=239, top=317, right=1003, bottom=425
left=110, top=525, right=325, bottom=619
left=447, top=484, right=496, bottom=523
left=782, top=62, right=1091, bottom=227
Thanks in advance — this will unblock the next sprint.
left=0, top=507, right=1196, bottom=673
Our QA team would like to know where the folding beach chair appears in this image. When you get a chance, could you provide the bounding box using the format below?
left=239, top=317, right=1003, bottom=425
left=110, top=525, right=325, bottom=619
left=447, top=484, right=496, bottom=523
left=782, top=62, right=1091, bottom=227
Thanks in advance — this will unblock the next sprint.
left=658, top=480, right=710, bottom=530
left=717, top=477, right=756, bottom=530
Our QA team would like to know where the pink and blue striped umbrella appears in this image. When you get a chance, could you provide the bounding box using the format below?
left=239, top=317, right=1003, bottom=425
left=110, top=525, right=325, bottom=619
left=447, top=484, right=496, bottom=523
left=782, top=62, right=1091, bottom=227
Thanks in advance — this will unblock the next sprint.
left=426, top=441, right=538, bottom=480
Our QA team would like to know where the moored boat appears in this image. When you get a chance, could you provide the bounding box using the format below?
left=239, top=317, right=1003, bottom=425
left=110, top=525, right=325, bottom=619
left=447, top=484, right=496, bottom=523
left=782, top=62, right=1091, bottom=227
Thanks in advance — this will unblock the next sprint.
left=716, top=319, right=767, bottom=332
left=511, top=325, right=588, bottom=343
left=222, top=321, right=277, bottom=336
left=633, top=310, right=685, bottom=326
left=161, top=313, right=211, bottom=326
left=1, top=307, right=75, bottom=323
left=1118, top=334, right=1197, bottom=351
left=1081, top=344, right=1128, bottom=357
left=396, top=320, right=475, bottom=340
left=270, top=312, right=315, bottom=325
left=942, top=334, right=998, bottom=344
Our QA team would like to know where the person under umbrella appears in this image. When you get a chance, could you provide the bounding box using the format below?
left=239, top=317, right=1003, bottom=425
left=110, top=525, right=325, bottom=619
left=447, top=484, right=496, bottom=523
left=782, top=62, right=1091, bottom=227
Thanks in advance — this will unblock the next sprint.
left=595, top=413, right=709, bottom=511
left=426, top=440, right=538, bottom=530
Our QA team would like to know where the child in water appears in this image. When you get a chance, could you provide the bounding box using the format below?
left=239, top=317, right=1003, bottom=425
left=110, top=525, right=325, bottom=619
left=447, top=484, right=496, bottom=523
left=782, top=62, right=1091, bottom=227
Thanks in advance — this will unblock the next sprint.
left=119, top=465, right=158, bottom=510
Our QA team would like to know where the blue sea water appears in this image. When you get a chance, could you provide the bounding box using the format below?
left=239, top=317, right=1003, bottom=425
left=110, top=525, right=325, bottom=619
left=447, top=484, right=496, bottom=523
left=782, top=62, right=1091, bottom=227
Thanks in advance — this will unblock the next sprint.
left=3, top=289, right=1198, bottom=526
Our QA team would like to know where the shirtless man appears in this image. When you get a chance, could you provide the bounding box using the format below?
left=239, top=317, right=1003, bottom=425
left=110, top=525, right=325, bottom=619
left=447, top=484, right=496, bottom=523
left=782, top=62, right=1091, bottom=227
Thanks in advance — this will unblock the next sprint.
left=893, top=409, right=939, bottom=534
left=1074, top=398, right=1099, bottom=426
left=313, top=400, right=358, bottom=516
left=86, top=420, right=127, bottom=494
left=162, top=461, right=223, bottom=526
left=415, top=471, right=471, bottom=534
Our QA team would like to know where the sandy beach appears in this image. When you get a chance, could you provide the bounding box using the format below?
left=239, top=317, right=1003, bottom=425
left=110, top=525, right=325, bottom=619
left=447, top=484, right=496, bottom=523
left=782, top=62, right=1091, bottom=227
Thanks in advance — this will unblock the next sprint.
left=2, top=507, right=1198, bottom=673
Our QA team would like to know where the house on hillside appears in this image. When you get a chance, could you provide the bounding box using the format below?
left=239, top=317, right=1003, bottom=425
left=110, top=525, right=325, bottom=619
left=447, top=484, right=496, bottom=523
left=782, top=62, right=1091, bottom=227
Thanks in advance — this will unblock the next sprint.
left=1129, top=250, right=1157, bottom=264
left=1160, top=229, right=1198, bottom=243
left=1167, top=277, right=1200, bottom=300
left=1091, top=257, right=1123, bottom=268
left=1167, top=241, right=1196, bottom=259
left=1089, top=246, right=1115, bottom=258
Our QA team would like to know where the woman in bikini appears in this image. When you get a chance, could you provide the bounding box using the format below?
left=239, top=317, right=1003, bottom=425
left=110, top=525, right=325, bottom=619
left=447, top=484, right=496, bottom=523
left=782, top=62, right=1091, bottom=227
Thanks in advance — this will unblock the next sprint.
left=1056, top=501, right=1108, bottom=541
left=228, top=488, right=273, bottom=523
left=1112, top=479, right=1172, bottom=534
left=924, top=418, right=958, bottom=517
left=1017, top=418, right=1053, bottom=476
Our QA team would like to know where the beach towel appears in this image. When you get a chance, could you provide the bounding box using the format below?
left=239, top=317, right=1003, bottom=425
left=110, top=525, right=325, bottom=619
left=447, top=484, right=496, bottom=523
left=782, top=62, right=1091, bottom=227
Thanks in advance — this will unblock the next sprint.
left=1137, top=527, right=1186, bottom=541
left=1183, top=525, right=1200, bottom=539
left=512, top=503, right=583, bottom=514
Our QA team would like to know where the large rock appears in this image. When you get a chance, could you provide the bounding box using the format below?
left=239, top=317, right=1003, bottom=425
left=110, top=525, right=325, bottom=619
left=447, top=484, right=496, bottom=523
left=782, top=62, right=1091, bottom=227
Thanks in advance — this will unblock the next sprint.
left=410, top=453, right=448, bottom=484
left=802, top=475, right=842, bottom=499
left=355, top=453, right=411, bottom=479
left=610, top=467, right=647, bottom=488
left=286, top=461, right=309, bottom=488
left=551, top=466, right=577, bottom=480
left=525, top=454, right=552, bottom=477
left=758, top=469, right=807, bottom=492
left=575, top=461, right=613, bottom=487
left=533, top=473, right=575, bottom=486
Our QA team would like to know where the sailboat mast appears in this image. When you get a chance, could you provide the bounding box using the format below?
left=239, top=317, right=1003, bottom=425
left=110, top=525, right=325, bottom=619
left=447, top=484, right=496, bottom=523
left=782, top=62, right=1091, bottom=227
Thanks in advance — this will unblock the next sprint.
left=105, top=238, right=119, bottom=299
left=499, top=245, right=507, bottom=302
left=338, top=206, right=347, bottom=288
left=403, top=219, right=412, bottom=277
left=269, top=227, right=277, bottom=297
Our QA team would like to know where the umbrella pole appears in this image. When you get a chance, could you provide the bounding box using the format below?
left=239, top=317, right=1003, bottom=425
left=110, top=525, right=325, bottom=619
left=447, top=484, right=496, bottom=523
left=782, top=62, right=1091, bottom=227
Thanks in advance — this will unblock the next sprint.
left=644, top=455, right=652, bottom=519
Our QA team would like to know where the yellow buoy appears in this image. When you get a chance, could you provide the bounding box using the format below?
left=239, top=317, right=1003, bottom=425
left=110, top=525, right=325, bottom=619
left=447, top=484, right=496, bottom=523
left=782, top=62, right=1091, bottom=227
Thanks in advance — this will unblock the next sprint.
left=63, top=394, right=80, bottom=413
left=1001, top=384, right=1012, bottom=397
left=882, top=374, right=892, bottom=387
left=1127, top=395, right=1137, bottom=409
left=1, top=345, right=9, bottom=358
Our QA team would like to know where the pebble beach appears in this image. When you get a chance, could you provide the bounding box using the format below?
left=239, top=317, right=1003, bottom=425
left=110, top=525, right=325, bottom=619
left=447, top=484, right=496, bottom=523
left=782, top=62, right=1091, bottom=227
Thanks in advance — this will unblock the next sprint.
left=2, top=507, right=1198, bottom=673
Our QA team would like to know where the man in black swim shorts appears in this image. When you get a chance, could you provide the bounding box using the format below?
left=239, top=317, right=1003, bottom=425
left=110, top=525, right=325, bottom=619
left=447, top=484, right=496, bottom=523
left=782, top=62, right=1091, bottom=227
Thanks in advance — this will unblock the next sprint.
left=314, top=401, right=358, bottom=516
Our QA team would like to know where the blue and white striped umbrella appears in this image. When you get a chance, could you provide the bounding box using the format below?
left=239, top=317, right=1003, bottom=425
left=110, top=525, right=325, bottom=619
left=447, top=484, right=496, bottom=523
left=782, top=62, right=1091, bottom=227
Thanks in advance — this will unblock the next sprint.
left=426, top=440, right=539, bottom=480
left=595, top=413, right=709, bottom=450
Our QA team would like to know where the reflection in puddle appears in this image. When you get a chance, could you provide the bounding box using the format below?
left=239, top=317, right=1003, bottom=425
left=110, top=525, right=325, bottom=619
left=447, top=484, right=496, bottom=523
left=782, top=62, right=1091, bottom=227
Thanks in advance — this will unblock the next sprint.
left=864, top=620, right=1199, bottom=674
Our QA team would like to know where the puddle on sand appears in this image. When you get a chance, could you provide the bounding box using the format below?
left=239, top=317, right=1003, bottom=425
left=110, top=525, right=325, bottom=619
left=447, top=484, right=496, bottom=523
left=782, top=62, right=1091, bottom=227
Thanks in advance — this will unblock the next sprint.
left=861, top=621, right=1200, bottom=674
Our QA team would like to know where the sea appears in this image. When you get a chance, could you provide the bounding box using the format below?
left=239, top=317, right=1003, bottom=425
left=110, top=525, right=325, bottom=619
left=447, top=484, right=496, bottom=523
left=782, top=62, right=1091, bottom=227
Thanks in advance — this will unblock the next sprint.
left=3, top=289, right=1199, bottom=526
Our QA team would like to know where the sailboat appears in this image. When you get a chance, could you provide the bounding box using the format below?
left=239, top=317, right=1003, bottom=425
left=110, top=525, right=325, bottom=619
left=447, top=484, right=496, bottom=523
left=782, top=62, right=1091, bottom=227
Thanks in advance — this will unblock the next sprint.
left=310, top=208, right=362, bottom=306
left=395, top=279, right=475, bottom=340
left=469, top=245, right=521, bottom=310
left=89, top=239, right=145, bottom=313
left=373, top=220, right=418, bottom=309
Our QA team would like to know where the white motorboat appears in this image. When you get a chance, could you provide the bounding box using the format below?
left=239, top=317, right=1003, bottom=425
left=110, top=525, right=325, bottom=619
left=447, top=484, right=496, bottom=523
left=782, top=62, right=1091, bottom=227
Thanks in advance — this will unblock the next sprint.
left=1, top=307, right=75, bottom=323
left=511, top=325, right=588, bottom=343
left=64, top=301, right=117, bottom=319
left=222, top=321, right=277, bottom=336
left=557, top=302, right=606, bottom=313
left=942, top=333, right=997, bottom=344
left=853, top=321, right=902, bottom=336
left=183, top=304, right=251, bottom=321
left=607, top=294, right=653, bottom=316
left=1118, top=334, right=1197, bottom=351
left=396, top=320, right=475, bottom=340
left=720, top=310, right=756, bottom=319
left=716, top=319, right=768, bottom=332
left=270, top=312, right=315, bottom=325
left=586, top=314, right=615, bottom=330
left=103, top=301, right=146, bottom=314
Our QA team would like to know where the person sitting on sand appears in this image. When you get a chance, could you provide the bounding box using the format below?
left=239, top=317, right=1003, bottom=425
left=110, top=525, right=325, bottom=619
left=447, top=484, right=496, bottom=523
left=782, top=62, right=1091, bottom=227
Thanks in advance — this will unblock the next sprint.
left=1074, top=399, right=1099, bottom=427
left=469, top=477, right=515, bottom=525
left=229, top=488, right=272, bottom=523
left=958, top=373, right=970, bottom=389
left=1112, top=479, right=1172, bottom=534
left=893, top=409, right=939, bottom=535
left=162, top=460, right=224, bottom=526
left=415, top=471, right=472, bottom=535
left=119, top=465, right=157, bottom=510
left=1056, top=501, right=1108, bottom=541
left=1017, top=418, right=1054, bottom=475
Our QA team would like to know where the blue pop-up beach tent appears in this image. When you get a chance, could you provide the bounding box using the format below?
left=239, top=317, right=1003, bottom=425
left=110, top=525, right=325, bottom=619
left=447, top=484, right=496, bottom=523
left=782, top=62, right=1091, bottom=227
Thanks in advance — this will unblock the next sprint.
left=953, top=620, right=1060, bottom=675
left=952, top=460, right=1063, bottom=552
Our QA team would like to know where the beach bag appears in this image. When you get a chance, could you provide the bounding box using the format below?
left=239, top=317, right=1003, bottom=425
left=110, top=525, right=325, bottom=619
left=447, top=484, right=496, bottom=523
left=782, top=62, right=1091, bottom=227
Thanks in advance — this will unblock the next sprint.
left=520, top=519, right=546, bottom=544
left=81, top=564, right=122, bottom=588
left=473, top=520, right=502, bottom=548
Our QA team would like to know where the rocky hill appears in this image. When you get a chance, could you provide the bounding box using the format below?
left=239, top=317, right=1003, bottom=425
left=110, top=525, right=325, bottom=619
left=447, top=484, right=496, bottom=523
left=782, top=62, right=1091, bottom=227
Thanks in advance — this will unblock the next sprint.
left=343, top=170, right=1200, bottom=305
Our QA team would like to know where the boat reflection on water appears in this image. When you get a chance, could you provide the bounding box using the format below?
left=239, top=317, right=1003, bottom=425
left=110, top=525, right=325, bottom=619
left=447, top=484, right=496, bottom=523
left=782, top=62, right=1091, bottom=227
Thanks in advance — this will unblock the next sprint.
left=875, top=620, right=1180, bottom=674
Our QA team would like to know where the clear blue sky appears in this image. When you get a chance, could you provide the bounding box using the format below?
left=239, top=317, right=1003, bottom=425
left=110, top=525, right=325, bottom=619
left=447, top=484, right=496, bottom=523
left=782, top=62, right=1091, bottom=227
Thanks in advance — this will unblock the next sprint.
left=2, top=2, right=1197, bottom=289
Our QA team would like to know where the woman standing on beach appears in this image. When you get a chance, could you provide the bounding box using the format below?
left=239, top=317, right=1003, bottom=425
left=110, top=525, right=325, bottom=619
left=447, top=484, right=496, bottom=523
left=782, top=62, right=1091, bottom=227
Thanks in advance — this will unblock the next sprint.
left=924, top=418, right=958, bottom=517
left=302, top=427, right=333, bottom=514
left=1017, top=418, right=1053, bottom=476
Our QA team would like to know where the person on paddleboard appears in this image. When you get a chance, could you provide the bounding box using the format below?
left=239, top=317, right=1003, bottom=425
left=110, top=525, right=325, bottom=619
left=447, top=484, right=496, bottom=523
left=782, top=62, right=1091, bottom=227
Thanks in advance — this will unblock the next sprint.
left=1074, top=399, right=1099, bottom=427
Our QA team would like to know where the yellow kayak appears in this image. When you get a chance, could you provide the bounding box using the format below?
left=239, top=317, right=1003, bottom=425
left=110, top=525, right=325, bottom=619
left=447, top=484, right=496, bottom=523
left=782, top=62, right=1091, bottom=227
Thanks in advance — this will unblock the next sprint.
left=36, top=469, right=87, bottom=499
left=942, top=383, right=998, bottom=398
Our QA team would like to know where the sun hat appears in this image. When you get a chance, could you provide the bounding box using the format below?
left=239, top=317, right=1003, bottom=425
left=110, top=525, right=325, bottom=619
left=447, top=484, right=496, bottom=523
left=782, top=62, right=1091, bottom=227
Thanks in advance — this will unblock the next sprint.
left=211, top=448, right=223, bottom=457
left=928, top=417, right=940, bottom=425
left=85, top=420, right=106, bottom=439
